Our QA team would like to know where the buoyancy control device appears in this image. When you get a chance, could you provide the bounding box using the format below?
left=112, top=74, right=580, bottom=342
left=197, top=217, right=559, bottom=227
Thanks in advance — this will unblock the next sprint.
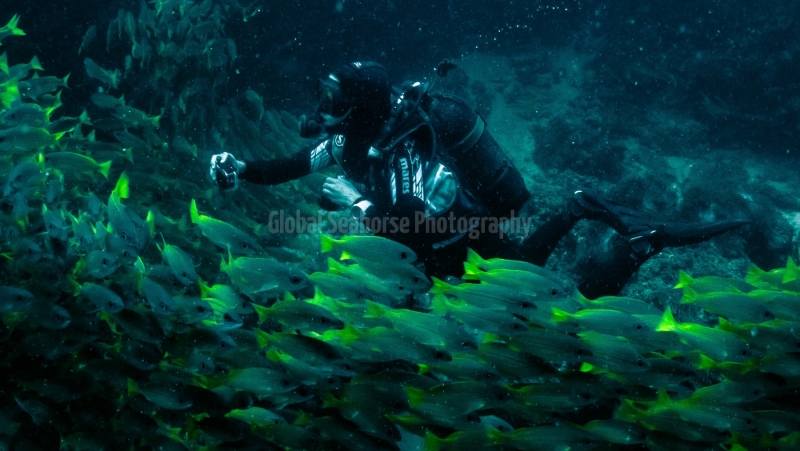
left=376, top=81, right=530, bottom=218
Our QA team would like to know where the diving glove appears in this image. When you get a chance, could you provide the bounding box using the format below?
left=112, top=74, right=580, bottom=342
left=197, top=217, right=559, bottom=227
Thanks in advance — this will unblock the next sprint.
left=209, top=152, right=245, bottom=191
left=571, top=188, right=749, bottom=256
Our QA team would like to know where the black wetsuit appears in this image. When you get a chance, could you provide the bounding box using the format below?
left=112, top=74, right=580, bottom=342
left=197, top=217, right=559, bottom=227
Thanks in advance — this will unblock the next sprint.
left=241, top=97, right=668, bottom=299
left=242, top=120, right=497, bottom=277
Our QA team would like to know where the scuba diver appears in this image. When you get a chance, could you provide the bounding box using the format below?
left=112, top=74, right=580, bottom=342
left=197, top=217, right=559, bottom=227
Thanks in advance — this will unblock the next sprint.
left=209, top=61, right=747, bottom=299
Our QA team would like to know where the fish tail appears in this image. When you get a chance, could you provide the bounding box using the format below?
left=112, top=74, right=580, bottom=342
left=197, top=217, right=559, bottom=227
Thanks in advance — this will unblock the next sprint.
left=319, top=234, right=336, bottom=253
left=465, top=247, right=486, bottom=268
left=126, top=378, right=140, bottom=397
left=339, top=323, right=361, bottom=345
left=339, top=250, right=353, bottom=261
left=654, top=388, right=672, bottom=409
left=0, top=52, right=7, bottom=74
left=4, top=15, right=25, bottom=36
left=97, top=160, right=112, bottom=178
left=550, top=307, right=571, bottom=323
left=782, top=256, right=800, bottom=284
left=30, top=55, right=43, bottom=71
left=429, top=277, right=451, bottom=295
left=680, top=286, right=699, bottom=304
left=321, top=392, right=341, bottom=409
left=220, top=248, right=233, bottom=274
left=265, top=349, right=283, bottom=363
left=112, top=171, right=129, bottom=199
left=326, top=257, right=344, bottom=275
left=198, top=280, right=211, bottom=298
left=253, top=328, right=270, bottom=348
left=462, top=262, right=482, bottom=280
left=675, top=270, right=693, bottom=289
left=423, top=431, right=443, bottom=451
left=0, top=81, right=18, bottom=109
left=363, top=300, right=386, bottom=318
left=189, top=199, right=200, bottom=224
left=430, top=293, right=452, bottom=314
left=52, top=131, right=66, bottom=146
left=252, top=303, right=269, bottom=324
left=696, top=354, right=718, bottom=370
left=145, top=210, right=155, bottom=238
left=656, top=307, right=678, bottom=332
left=405, top=386, right=425, bottom=408
left=67, top=274, right=81, bottom=296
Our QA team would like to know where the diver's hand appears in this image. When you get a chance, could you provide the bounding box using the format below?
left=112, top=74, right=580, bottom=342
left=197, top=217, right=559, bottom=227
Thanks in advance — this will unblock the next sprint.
left=322, top=176, right=362, bottom=208
left=209, top=152, right=246, bottom=191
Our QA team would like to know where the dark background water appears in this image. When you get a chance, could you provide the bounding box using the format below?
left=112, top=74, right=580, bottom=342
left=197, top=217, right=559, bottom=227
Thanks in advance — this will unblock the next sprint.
left=8, top=0, right=799, bottom=157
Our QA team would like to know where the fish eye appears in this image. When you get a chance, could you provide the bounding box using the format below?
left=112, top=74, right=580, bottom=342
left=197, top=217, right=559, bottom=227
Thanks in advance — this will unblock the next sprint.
left=635, top=324, right=644, bottom=330
left=636, top=360, right=646, bottom=367
left=55, top=314, right=65, bottom=321
left=223, top=313, right=233, bottom=322
left=101, top=258, right=109, bottom=265
left=181, top=271, right=187, bottom=278
left=399, top=252, right=408, bottom=259
left=434, top=350, right=447, bottom=360
left=741, top=349, right=749, bottom=356
left=196, top=306, right=206, bottom=313
left=512, top=322, right=523, bottom=330
left=159, top=302, right=166, bottom=310
left=550, top=288, right=559, bottom=296
left=121, top=232, right=127, bottom=239
left=318, top=316, right=329, bottom=324
left=219, top=341, right=228, bottom=348
left=290, top=276, right=301, bottom=284
left=281, top=379, right=291, bottom=387
left=240, top=243, right=248, bottom=249
left=147, top=331, right=155, bottom=338
left=521, top=301, right=533, bottom=309
left=178, top=396, right=185, bottom=404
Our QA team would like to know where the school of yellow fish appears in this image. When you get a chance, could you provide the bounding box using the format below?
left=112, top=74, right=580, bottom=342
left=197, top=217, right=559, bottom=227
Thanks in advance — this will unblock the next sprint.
left=1, top=3, right=800, bottom=450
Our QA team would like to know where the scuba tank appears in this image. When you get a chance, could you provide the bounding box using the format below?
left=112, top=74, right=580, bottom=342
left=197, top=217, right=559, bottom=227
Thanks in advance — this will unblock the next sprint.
left=377, top=81, right=530, bottom=218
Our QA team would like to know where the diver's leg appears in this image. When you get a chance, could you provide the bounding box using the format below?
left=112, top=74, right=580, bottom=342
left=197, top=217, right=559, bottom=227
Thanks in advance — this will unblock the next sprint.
left=577, top=245, right=650, bottom=298
left=515, top=208, right=581, bottom=266
left=572, top=188, right=749, bottom=255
